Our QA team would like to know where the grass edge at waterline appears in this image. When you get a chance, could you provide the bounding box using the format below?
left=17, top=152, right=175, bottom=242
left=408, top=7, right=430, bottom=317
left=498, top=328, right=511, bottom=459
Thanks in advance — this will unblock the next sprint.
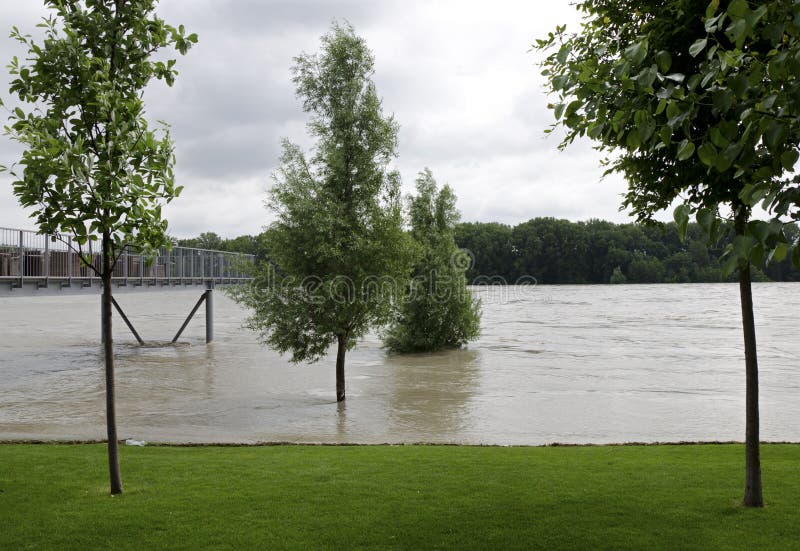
left=1, top=443, right=798, bottom=550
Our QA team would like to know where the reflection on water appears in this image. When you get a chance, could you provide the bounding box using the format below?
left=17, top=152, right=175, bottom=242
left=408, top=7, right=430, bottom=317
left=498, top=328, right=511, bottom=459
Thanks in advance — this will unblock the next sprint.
left=1, top=283, right=799, bottom=444
left=385, top=349, right=480, bottom=442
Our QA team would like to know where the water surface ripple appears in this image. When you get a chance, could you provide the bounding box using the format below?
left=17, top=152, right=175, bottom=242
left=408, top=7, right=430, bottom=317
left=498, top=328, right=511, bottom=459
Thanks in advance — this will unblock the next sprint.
left=1, top=283, right=797, bottom=445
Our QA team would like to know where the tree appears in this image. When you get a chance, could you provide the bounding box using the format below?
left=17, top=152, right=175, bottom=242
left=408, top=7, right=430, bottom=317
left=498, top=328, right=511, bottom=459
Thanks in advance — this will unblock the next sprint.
left=229, top=23, right=414, bottom=402
left=609, top=266, right=627, bottom=284
left=3, top=0, right=196, bottom=494
left=537, top=0, right=800, bottom=506
left=384, top=169, right=481, bottom=353
left=186, top=232, right=225, bottom=250
left=454, top=222, right=516, bottom=282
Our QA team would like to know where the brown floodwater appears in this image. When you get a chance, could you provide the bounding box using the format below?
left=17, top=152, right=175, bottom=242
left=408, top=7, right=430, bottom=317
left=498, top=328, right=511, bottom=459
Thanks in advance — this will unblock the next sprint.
left=1, top=283, right=798, bottom=444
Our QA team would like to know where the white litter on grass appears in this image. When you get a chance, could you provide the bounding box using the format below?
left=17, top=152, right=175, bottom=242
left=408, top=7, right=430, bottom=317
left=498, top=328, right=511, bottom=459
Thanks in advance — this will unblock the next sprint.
left=125, top=439, right=146, bottom=447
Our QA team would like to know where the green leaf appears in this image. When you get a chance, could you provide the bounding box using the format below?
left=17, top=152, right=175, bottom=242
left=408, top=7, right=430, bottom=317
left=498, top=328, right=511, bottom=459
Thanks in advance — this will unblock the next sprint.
left=763, top=122, right=787, bottom=152
left=626, top=128, right=642, bottom=149
left=715, top=143, right=741, bottom=172
left=721, top=252, right=740, bottom=277
left=636, top=65, right=658, bottom=89
left=655, top=50, right=672, bottom=73
left=587, top=122, right=604, bottom=139
left=728, top=75, right=750, bottom=98
left=696, top=208, right=716, bottom=234
left=706, top=0, right=720, bottom=19
left=676, top=140, right=695, bottom=161
left=557, top=44, right=571, bottom=64
left=697, top=143, right=718, bottom=167
left=701, top=68, right=718, bottom=88
left=747, top=220, right=772, bottom=245
left=750, top=244, right=765, bottom=267
left=673, top=204, right=691, bottom=241
left=732, top=235, right=757, bottom=265
left=689, top=39, right=707, bottom=58
left=750, top=4, right=768, bottom=25
left=624, top=39, right=648, bottom=65
left=710, top=128, right=728, bottom=148
left=780, top=149, right=799, bottom=171
left=771, top=242, right=788, bottom=263
left=712, top=89, right=733, bottom=113
left=659, top=125, right=673, bottom=146
left=727, top=0, right=749, bottom=19
left=726, top=19, right=747, bottom=48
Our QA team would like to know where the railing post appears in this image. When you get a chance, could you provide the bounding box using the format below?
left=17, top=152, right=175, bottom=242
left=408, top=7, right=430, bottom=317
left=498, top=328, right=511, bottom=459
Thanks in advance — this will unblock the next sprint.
left=44, top=236, right=50, bottom=284
left=205, top=281, right=214, bottom=343
left=18, top=230, right=24, bottom=287
left=67, top=236, right=73, bottom=287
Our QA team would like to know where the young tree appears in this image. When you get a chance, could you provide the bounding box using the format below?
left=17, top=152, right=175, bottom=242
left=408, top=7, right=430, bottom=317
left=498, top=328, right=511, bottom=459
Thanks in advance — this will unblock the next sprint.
left=186, top=232, right=225, bottom=251
left=230, top=23, right=414, bottom=402
left=384, top=169, right=481, bottom=353
left=536, top=0, right=800, bottom=506
left=3, top=0, right=196, bottom=494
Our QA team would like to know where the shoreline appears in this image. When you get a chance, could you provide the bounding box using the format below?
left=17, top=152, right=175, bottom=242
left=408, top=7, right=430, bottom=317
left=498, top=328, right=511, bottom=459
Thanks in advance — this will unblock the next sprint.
left=2, top=438, right=799, bottom=447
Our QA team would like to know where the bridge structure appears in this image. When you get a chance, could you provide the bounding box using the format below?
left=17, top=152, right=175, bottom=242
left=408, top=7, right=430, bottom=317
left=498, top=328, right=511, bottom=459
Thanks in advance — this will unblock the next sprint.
left=1, top=226, right=255, bottom=343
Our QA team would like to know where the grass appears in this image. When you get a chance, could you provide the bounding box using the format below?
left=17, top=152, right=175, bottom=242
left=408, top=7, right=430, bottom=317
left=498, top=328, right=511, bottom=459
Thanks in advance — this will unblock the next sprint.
left=0, top=443, right=798, bottom=550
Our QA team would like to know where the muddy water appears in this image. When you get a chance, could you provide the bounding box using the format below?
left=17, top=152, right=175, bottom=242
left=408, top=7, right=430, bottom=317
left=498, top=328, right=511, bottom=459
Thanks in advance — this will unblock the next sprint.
left=1, top=283, right=798, bottom=444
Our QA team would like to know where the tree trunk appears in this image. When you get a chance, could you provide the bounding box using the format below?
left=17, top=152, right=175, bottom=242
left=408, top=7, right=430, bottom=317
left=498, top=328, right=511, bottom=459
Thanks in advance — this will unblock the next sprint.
left=735, top=213, right=762, bottom=507
left=336, top=333, right=347, bottom=402
left=102, top=233, right=123, bottom=495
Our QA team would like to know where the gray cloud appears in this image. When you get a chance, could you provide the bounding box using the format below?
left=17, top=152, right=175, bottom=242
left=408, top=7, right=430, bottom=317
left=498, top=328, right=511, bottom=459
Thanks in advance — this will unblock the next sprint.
left=1, top=1, right=648, bottom=239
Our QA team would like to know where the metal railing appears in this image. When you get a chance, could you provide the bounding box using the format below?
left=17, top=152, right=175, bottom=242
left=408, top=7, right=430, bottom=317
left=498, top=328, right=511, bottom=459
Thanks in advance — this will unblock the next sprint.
left=0, top=226, right=254, bottom=286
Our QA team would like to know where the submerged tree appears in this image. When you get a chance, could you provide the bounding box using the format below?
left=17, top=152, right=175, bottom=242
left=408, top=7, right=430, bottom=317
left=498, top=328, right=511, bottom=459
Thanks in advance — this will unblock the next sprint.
left=537, top=0, right=800, bottom=506
left=230, top=23, right=414, bottom=402
left=384, top=169, right=481, bottom=353
left=3, top=0, right=196, bottom=494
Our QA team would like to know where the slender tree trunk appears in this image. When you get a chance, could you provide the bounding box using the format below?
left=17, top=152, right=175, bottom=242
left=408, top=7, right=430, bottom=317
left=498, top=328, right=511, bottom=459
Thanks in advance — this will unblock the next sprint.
left=102, top=233, right=123, bottom=495
left=735, top=212, right=762, bottom=507
left=336, top=333, right=347, bottom=402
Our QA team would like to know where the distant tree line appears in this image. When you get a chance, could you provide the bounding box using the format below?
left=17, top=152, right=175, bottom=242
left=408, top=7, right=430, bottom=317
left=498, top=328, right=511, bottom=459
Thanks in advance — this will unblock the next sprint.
left=455, top=219, right=800, bottom=284
left=179, top=218, right=800, bottom=285
left=177, top=232, right=271, bottom=263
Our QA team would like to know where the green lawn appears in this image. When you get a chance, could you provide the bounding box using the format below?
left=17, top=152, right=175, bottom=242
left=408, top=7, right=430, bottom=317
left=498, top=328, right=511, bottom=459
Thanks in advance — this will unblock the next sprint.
left=0, top=443, right=798, bottom=550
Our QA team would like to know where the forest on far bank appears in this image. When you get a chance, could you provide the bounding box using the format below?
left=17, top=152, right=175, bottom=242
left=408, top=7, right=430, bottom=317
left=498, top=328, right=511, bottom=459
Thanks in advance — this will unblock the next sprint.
left=177, top=217, right=800, bottom=285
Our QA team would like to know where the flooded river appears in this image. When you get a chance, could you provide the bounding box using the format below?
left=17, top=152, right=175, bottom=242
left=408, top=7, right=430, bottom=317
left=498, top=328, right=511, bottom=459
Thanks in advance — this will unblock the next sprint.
left=1, top=283, right=798, bottom=445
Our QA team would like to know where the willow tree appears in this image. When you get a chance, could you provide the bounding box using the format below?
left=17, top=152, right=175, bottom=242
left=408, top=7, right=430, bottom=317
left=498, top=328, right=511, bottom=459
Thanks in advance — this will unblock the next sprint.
left=537, top=0, right=800, bottom=507
left=231, top=23, right=414, bottom=402
left=384, top=169, right=481, bottom=353
left=3, top=0, right=196, bottom=494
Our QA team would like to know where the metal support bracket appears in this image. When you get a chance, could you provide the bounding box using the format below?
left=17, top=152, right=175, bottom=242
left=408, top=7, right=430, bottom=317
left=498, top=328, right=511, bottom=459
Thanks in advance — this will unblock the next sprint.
left=111, top=296, right=145, bottom=345
left=172, top=287, right=213, bottom=343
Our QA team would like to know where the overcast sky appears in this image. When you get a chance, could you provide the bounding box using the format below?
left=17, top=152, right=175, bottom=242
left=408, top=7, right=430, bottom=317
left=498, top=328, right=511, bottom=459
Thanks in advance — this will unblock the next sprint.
left=0, top=0, right=642, bottom=239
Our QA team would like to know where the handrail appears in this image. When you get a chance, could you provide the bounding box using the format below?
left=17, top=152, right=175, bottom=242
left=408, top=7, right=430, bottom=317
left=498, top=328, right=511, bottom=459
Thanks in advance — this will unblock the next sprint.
left=0, top=226, right=254, bottom=282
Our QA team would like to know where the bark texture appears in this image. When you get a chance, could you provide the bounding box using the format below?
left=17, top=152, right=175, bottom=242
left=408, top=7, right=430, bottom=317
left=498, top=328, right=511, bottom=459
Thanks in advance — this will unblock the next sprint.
left=102, top=233, right=123, bottom=495
left=336, top=333, right=347, bottom=402
left=736, top=213, right=763, bottom=508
